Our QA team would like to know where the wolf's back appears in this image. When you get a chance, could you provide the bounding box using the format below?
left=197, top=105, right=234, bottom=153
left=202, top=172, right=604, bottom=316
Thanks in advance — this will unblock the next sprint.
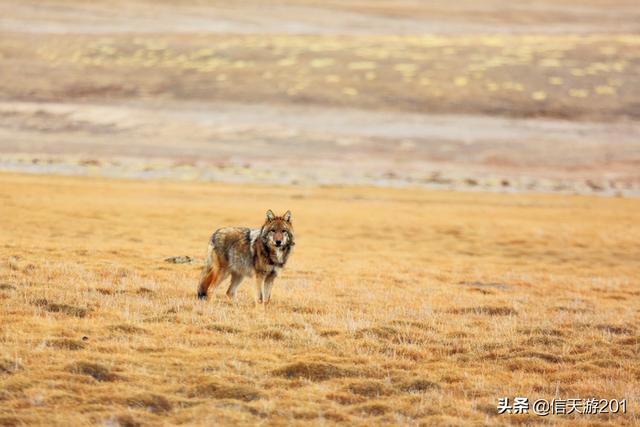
left=207, top=227, right=256, bottom=270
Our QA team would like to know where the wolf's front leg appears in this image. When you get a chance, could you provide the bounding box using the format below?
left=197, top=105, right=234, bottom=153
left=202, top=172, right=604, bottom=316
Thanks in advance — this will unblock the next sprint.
left=254, top=274, right=265, bottom=305
left=262, top=271, right=277, bottom=304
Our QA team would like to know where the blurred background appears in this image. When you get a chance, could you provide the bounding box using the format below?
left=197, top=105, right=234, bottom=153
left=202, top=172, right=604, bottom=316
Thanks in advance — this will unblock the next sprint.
left=1, top=0, right=639, bottom=195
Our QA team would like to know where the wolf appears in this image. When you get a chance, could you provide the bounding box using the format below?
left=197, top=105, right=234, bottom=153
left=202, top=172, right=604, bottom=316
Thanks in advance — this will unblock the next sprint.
left=197, top=210, right=294, bottom=304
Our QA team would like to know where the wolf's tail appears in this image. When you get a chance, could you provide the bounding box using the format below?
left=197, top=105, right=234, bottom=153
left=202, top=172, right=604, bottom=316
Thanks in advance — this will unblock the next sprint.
left=197, top=238, right=216, bottom=299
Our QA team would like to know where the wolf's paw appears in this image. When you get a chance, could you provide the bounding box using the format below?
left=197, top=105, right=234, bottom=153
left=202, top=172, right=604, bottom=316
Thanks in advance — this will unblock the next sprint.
left=197, top=291, right=208, bottom=300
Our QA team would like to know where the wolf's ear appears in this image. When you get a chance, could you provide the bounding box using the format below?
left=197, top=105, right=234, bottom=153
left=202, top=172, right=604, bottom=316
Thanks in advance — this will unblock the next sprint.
left=266, top=209, right=275, bottom=221
left=283, top=210, right=292, bottom=223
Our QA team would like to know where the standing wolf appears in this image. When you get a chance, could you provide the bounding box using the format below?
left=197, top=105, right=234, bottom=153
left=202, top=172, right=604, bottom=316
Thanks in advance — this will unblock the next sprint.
left=197, top=210, right=294, bottom=303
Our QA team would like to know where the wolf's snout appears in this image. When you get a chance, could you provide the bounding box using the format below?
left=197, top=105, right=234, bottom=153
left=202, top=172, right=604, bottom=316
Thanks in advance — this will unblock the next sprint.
left=275, top=240, right=282, bottom=247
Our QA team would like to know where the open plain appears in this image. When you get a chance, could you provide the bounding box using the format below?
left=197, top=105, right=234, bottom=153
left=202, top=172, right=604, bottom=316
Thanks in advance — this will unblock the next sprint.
left=0, top=173, right=639, bottom=425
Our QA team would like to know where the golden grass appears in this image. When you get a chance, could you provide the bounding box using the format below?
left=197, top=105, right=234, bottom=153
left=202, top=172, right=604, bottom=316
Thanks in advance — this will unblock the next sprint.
left=0, top=173, right=639, bottom=425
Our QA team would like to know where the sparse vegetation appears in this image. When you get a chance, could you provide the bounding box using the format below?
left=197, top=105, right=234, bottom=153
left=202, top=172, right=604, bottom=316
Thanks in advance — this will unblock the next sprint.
left=2, top=33, right=638, bottom=120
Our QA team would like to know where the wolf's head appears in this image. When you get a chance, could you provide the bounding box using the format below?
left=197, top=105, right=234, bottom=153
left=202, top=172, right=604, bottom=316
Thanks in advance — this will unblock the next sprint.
left=261, top=209, right=294, bottom=249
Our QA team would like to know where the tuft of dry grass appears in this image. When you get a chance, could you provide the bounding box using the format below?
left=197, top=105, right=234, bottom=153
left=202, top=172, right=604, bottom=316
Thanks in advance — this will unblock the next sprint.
left=0, top=359, right=21, bottom=375
left=0, top=173, right=639, bottom=425
left=272, top=362, right=359, bottom=382
left=67, top=361, right=120, bottom=382
left=32, top=299, right=89, bottom=318
left=125, top=393, right=173, bottom=414
left=189, top=383, right=262, bottom=402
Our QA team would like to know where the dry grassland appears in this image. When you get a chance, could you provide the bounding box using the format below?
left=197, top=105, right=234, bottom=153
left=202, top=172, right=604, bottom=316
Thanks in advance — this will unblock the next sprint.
left=1, top=33, right=639, bottom=120
left=0, top=173, right=638, bottom=425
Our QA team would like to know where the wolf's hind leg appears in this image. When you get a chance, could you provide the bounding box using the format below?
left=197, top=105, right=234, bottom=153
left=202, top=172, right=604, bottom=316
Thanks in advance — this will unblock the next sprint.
left=197, top=266, right=228, bottom=299
left=208, top=266, right=228, bottom=292
left=197, top=249, right=226, bottom=299
left=226, top=273, right=244, bottom=299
